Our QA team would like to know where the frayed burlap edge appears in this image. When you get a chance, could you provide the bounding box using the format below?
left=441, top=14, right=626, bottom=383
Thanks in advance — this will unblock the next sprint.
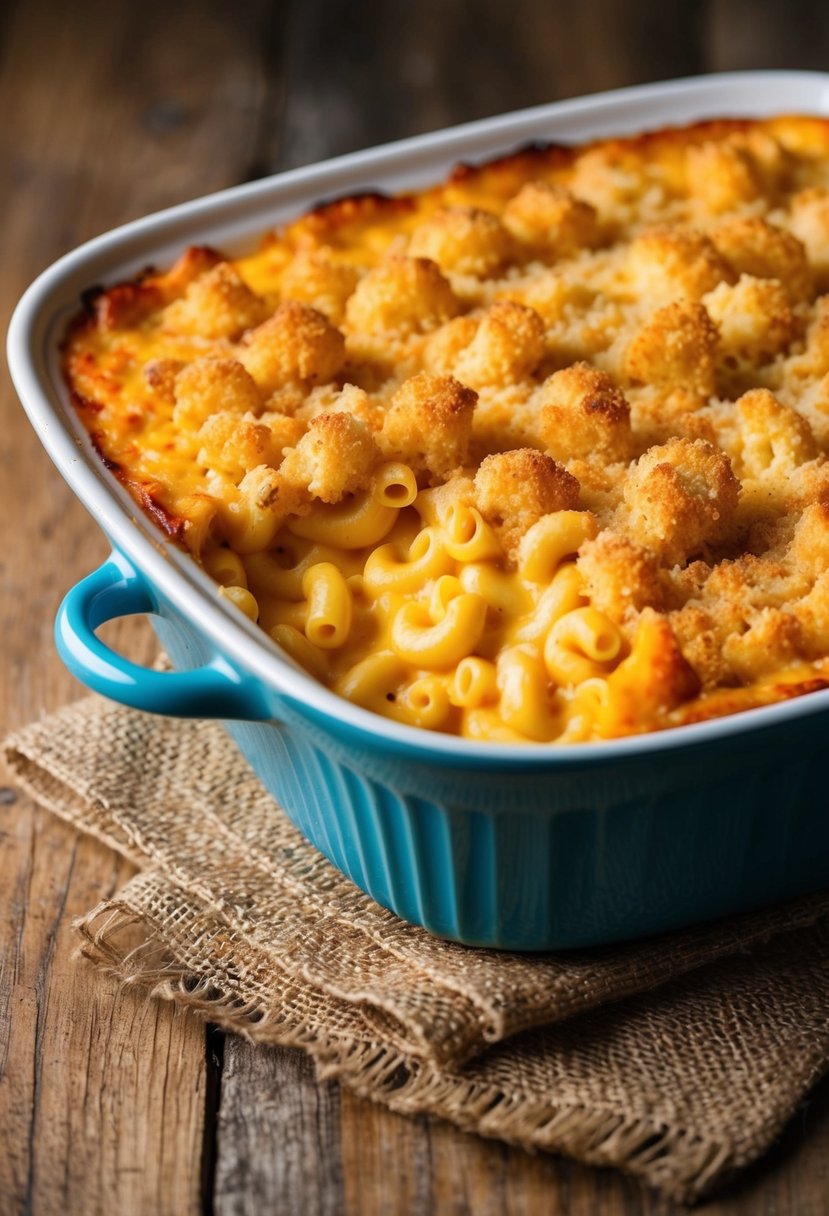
left=73, top=874, right=829, bottom=1205
left=6, top=707, right=829, bottom=1066
left=74, top=898, right=739, bottom=1201
left=5, top=698, right=829, bottom=1205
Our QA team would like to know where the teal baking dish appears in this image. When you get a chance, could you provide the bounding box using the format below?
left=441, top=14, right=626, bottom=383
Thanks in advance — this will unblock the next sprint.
left=10, top=72, right=829, bottom=949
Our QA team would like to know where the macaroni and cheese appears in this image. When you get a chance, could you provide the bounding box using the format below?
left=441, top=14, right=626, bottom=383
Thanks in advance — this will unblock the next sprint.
left=63, top=116, right=829, bottom=742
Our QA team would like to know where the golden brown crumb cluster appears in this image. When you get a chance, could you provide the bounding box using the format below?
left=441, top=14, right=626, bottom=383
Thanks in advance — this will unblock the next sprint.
left=63, top=115, right=829, bottom=737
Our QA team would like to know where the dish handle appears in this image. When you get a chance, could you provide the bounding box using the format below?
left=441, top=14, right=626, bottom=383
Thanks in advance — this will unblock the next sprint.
left=55, top=552, right=273, bottom=720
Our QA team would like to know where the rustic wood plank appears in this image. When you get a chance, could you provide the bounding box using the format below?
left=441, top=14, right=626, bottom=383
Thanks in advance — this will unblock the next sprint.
left=214, top=1040, right=344, bottom=1216
left=699, top=1079, right=829, bottom=1216
left=339, top=1086, right=436, bottom=1216
left=275, top=0, right=706, bottom=173
left=0, top=797, right=208, bottom=1216
left=1, top=0, right=282, bottom=247
left=0, top=0, right=286, bottom=718
left=706, top=0, right=829, bottom=72
left=0, top=1, right=289, bottom=1213
left=336, top=1073, right=829, bottom=1216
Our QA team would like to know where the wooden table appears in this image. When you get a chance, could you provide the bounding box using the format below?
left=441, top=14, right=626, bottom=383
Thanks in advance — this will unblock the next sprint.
left=2, top=2, right=828, bottom=1212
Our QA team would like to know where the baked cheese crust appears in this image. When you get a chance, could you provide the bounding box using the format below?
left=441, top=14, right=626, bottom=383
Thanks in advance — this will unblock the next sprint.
left=63, top=116, right=829, bottom=741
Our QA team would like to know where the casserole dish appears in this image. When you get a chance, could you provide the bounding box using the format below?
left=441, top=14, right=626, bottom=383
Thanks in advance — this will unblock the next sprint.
left=9, top=71, right=829, bottom=949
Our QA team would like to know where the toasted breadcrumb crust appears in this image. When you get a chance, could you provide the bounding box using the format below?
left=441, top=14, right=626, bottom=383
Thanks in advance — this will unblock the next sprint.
left=197, top=411, right=285, bottom=481
left=63, top=114, right=829, bottom=735
left=705, top=276, right=796, bottom=371
left=710, top=216, right=812, bottom=303
left=577, top=530, right=665, bottom=628
left=474, top=449, right=580, bottom=556
left=345, top=256, right=459, bottom=336
left=239, top=301, right=346, bottom=394
left=502, top=181, right=600, bottom=257
left=623, top=300, right=719, bottom=398
left=622, top=437, right=740, bottom=566
left=162, top=262, right=266, bottom=340
left=534, top=363, right=633, bottom=463
left=280, top=412, right=381, bottom=503
left=279, top=249, right=361, bottom=324
left=408, top=206, right=514, bottom=277
left=626, top=227, right=733, bottom=303
left=173, top=358, right=262, bottom=428
left=451, top=301, right=546, bottom=388
left=381, top=373, right=477, bottom=482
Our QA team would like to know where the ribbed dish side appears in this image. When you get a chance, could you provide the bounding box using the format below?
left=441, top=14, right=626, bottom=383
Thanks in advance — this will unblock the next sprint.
left=156, top=614, right=829, bottom=950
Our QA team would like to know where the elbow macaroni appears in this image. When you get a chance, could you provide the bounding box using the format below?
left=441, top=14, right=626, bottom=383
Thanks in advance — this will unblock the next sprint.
left=302, top=562, right=353, bottom=649
left=64, top=115, right=829, bottom=742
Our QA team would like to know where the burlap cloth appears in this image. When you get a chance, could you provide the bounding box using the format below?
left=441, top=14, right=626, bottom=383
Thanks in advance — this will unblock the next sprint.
left=4, top=695, right=829, bottom=1204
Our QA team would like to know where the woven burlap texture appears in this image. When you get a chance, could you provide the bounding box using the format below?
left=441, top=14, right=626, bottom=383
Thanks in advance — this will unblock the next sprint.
left=5, top=695, right=829, bottom=1204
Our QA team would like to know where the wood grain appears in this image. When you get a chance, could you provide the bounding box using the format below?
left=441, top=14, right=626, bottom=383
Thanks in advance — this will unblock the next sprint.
left=214, top=1041, right=343, bottom=1216
left=2, top=1, right=829, bottom=1214
left=0, top=2, right=278, bottom=1213
left=276, top=0, right=705, bottom=173
left=0, top=798, right=207, bottom=1216
left=707, top=0, right=829, bottom=72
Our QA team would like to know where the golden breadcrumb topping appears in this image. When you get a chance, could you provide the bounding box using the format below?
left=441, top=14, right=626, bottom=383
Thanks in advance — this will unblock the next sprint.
left=63, top=115, right=829, bottom=742
left=380, top=373, right=476, bottom=482
left=475, top=449, right=581, bottom=557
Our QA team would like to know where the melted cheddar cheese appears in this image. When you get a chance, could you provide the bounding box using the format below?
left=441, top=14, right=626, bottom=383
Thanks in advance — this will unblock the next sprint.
left=63, top=116, right=829, bottom=741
